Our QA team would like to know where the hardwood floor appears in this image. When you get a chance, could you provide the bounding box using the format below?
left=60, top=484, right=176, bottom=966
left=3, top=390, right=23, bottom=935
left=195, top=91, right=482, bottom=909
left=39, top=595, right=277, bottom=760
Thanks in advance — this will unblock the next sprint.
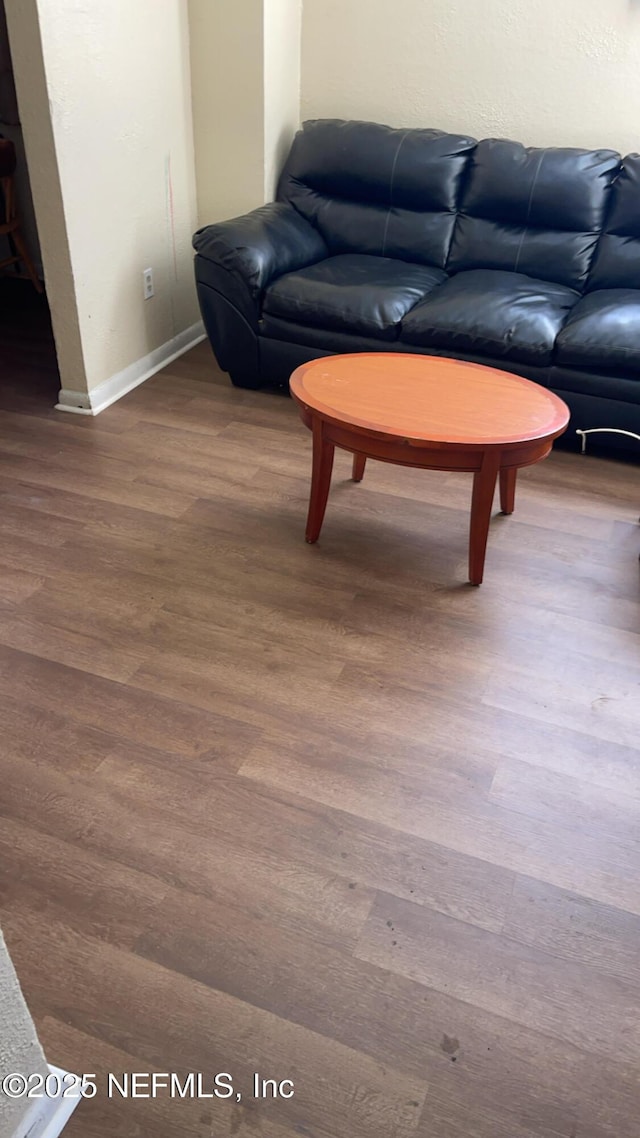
left=0, top=339, right=639, bottom=1138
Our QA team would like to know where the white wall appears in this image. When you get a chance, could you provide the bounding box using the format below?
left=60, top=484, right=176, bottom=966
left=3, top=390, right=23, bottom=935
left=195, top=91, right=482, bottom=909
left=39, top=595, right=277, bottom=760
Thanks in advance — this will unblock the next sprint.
left=189, top=0, right=300, bottom=226
left=7, top=0, right=200, bottom=403
left=302, top=0, right=640, bottom=154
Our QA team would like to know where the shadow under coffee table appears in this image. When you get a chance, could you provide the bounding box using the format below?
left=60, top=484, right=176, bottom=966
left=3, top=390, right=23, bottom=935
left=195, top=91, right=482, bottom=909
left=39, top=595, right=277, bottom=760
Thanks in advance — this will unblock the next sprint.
left=290, top=353, right=569, bottom=585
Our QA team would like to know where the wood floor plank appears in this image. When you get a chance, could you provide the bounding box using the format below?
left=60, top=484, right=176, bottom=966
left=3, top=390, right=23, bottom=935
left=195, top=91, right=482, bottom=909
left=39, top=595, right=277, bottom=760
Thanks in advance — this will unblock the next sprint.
left=40, top=1018, right=307, bottom=1138
left=90, top=740, right=514, bottom=934
left=415, top=1101, right=578, bottom=1138
left=238, top=700, right=640, bottom=916
left=92, top=745, right=510, bottom=936
left=0, top=465, right=196, bottom=519
left=478, top=546, right=640, bottom=633
left=23, top=574, right=171, bottom=637
left=354, top=892, right=640, bottom=1062
left=482, top=646, right=640, bottom=749
left=347, top=582, right=640, bottom=669
left=0, top=819, right=168, bottom=946
left=2, top=907, right=426, bottom=1138
left=10, top=886, right=640, bottom=1138
left=0, top=498, right=82, bottom=546
left=0, top=562, right=45, bottom=603
left=490, top=756, right=640, bottom=841
left=411, top=1012, right=640, bottom=1138
left=502, top=875, right=640, bottom=986
left=128, top=616, right=345, bottom=714
left=0, top=643, right=259, bottom=759
left=0, top=607, right=141, bottom=683
left=0, top=753, right=371, bottom=952
left=166, top=572, right=357, bottom=626
left=316, top=624, right=640, bottom=796
left=0, top=698, right=115, bottom=772
left=132, top=879, right=495, bottom=1082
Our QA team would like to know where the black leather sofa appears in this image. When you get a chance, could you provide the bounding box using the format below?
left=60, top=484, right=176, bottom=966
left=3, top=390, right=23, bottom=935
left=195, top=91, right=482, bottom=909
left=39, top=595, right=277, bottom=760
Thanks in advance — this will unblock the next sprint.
left=193, top=119, right=640, bottom=450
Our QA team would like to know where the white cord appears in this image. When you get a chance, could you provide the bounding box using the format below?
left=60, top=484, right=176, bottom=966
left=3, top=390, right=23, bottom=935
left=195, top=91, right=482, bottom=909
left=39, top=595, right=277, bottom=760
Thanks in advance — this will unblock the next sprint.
left=576, top=428, right=640, bottom=455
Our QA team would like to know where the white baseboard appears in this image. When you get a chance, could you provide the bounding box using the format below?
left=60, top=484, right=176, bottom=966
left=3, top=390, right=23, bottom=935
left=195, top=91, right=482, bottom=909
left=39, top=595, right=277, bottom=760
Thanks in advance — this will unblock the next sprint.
left=55, top=320, right=205, bottom=416
left=10, top=1066, right=82, bottom=1138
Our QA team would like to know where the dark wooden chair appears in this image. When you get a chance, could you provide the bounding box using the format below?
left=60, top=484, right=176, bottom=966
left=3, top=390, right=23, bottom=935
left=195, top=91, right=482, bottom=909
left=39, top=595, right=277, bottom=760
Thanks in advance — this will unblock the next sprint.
left=0, top=137, right=42, bottom=292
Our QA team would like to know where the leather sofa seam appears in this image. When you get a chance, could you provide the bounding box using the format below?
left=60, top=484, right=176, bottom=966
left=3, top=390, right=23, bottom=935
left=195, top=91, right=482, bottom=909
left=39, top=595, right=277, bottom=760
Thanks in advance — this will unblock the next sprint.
left=382, top=130, right=410, bottom=257
left=514, top=151, right=546, bottom=275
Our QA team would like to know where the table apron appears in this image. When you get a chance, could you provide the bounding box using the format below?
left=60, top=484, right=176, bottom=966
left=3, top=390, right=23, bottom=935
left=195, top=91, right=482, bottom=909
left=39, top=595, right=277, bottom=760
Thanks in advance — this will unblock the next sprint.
left=314, top=417, right=554, bottom=472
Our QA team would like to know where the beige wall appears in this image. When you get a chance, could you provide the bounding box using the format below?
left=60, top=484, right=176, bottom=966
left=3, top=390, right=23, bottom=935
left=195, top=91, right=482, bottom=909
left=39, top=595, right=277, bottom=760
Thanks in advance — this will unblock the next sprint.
left=190, top=0, right=300, bottom=226
left=7, top=0, right=199, bottom=399
left=189, top=0, right=265, bottom=225
left=302, top=0, right=640, bottom=153
left=264, top=0, right=301, bottom=201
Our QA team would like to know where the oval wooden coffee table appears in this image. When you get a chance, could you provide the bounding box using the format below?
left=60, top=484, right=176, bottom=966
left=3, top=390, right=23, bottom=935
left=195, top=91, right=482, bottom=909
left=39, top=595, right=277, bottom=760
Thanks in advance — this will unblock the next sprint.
left=289, top=353, right=569, bottom=585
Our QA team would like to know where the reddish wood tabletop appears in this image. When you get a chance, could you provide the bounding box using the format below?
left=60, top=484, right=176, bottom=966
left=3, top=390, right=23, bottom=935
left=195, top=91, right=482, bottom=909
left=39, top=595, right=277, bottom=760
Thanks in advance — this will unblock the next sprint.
left=290, top=353, right=569, bottom=584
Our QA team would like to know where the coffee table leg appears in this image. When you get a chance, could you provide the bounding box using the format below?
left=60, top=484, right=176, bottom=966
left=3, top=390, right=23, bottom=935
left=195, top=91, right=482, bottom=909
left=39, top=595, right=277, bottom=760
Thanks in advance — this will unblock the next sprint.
left=305, top=416, right=335, bottom=543
left=499, top=467, right=516, bottom=514
left=469, top=452, right=500, bottom=585
left=352, top=453, right=367, bottom=482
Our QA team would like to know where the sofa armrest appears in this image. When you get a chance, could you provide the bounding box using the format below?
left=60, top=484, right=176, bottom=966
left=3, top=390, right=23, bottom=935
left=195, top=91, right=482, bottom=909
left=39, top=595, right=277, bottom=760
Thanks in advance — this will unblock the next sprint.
left=192, top=202, right=328, bottom=299
left=193, top=202, right=327, bottom=388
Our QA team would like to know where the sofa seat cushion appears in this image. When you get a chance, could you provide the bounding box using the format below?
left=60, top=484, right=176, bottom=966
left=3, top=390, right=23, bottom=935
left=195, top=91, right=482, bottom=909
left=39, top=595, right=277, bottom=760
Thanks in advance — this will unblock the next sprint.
left=555, top=290, right=640, bottom=373
left=262, top=254, right=446, bottom=341
left=400, top=269, right=579, bottom=365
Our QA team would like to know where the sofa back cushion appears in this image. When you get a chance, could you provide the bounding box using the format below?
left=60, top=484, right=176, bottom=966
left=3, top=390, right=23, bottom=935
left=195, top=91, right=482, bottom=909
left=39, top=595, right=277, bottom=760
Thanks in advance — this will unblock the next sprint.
left=588, top=155, right=640, bottom=290
left=447, top=139, right=620, bottom=290
left=278, top=119, right=476, bottom=270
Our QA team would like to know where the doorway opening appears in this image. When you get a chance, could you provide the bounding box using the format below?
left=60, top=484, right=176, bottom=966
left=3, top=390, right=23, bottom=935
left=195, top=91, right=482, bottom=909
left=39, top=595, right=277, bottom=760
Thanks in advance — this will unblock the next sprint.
left=0, top=0, right=59, bottom=412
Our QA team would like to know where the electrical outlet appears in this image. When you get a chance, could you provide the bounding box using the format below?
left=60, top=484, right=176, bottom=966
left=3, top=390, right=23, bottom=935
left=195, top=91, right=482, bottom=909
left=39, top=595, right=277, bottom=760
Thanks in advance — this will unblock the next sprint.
left=143, top=267, right=154, bottom=300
